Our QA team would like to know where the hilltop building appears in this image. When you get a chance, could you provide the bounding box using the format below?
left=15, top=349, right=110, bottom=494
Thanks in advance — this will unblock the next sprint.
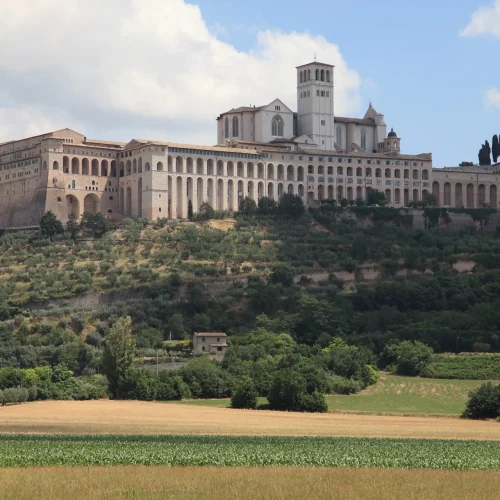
left=0, top=60, right=498, bottom=227
left=192, top=332, right=228, bottom=356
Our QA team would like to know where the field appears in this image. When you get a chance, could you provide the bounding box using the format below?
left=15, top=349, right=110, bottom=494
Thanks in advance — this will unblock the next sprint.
left=3, top=467, right=500, bottom=500
left=0, top=400, right=498, bottom=440
left=176, top=374, right=486, bottom=416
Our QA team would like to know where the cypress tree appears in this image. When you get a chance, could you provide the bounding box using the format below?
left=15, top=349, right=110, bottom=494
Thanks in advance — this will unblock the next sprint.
left=493, top=135, right=499, bottom=164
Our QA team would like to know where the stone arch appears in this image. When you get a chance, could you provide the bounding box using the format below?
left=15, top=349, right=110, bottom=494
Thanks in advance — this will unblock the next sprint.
left=366, top=168, right=372, bottom=177
left=258, top=163, right=265, bottom=179
left=207, top=178, right=214, bottom=207
left=404, top=188, right=409, bottom=207
left=347, top=167, right=353, bottom=176
left=490, top=184, right=497, bottom=208
left=356, top=186, right=363, bottom=199
left=444, top=182, right=451, bottom=206
left=297, top=166, right=304, bottom=181
left=328, top=185, right=334, bottom=199
left=394, top=188, right=401, bottom=204
left=157, top=162, right=164, bottom=172
left=197, top=177, right=204, bottom=208
left=82, top=158, right=89, bottom=175
left=318, top=185, right=324, bottom=200
left=138, top=158, right=143, bottom=174
left=287, top=183, right=294, bottom=195
left=413, top=169, right=419, bottom=180
left=394, top=169, right=400, bottom=178
left=52, top=161, right=59, bottom=170
left=404, top=169, right=409, bottom=179
left=237, top=161, right=244, bottom=177
left=145, top=162, right=151, bottom=172
left=101, top=160, right=108, bottom=176
left=455, top=183, right=463, bottom=208
left=84, top=193, right=100, bottom=213
left=478, top=184, right=486, bottom=207
left=228, top=179, right=234, bottom=210
left=226, top=161, right=234, bottom=177
left=258, top=181, right=264, bottom=198
left=356, top=167, right=362, bottom=177
left=187, top=177, right=194, bottom=212
left=267, top=164, right=275, bottom=180
left=125, top=187, right=132, bottom=216
left=375, top=168, right=382, bottom=178
left=238, top=180, right=244, bottom=205
left=66, top=195, right=80, bottom=217
left=110, top=160, right=117, bottom=177
left=217, top=160, right=224, bottom=176
left=186, top=157, right=193, bottom=174
left=247, top=162, right=254, bottom=178
left=248, top=180, right=255, bottom=200
left=217, top=178, right=224, bottom=209
left=196, top=158, right=204, bottom=175
left=207, top=159, right=214, bottom=175
left=432, top=181, right=440, bottom=206
left=384, top=168, right=391, bottom=178
left=268, top=182, right=275, bottom=200
left=337, top=185, right=343, bottom=203
left=277, top=164, right=284, bottom=180
left=92, top=159, right=99, bottom=176
left=168, top=176, right=173, bottom=218
left=119, top=161, right=125, bottom=177
left=176, top=156, right=183, bottom=173
left=138, top=177, right=143, bottom=218
left=71, top=158, right=80, bottom=175
left=132, top=159, right=137, bottom=174
left=287, top=165, right=294, bottom=181
left=168, top=156, right=174, bottom=172
left=126, top=160, right=132, bottom=175
left=422, top=169, right=429, bottom=180
left=347, top=186, right=354, bottom=201
left=176, top=176, right=184, bottom=218
left=63, top=156, right=70, bottom=173
left=277, top=183, right=284, bottom=197
left=413, top=189, right=419, bottom=202
left=385, top=189, right=392, bottom=204
left=298, top=184, right=305, bottom=198
left=467, top=183, right=474, bottom=208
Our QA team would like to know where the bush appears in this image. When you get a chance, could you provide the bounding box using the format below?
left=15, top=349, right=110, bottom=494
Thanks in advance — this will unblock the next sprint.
left=231, top=380, right=258, bottom=409
left=393, top=341, right=433, bottom=376
left=330, top=376, right=361, bottom=395
left=297, top=391, right=328, bottom=413
left=462, top=382, right=500, bottom=419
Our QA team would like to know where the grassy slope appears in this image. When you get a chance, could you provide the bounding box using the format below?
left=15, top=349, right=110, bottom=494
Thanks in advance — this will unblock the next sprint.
left=3, top=467, right=500, bottom=500
left=175, top=374, right=486, bottom=416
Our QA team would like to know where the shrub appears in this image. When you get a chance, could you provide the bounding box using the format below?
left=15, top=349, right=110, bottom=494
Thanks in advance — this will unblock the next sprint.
left=297, top=391, right=328, bottom=413
left=462, top=382, right=500, bottom=420
left=330, top=376, right=361, bottom=395
left=393, top=341, right=433, bottom=376
left=231, top=380, right=258, bottom=409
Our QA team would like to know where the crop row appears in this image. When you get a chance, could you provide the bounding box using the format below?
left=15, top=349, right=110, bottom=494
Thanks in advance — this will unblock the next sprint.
left=1, top=434, right=500, bottom=469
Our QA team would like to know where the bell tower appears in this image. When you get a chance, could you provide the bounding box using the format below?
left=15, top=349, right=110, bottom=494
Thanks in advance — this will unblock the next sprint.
left=296, top=62, right=335, bottom=150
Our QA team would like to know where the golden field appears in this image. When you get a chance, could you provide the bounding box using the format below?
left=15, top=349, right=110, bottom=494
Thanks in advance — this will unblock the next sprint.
left=1, top=466, right=500, bottom=500
left=0, top=400, right=499, bottom=440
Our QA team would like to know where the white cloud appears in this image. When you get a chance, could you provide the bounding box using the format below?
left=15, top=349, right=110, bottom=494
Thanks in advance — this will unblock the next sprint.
left=0, top=0, right=362, bottom=144
left=484, top=87, right=500, bottom=109
left=461, top=0, right=500, bottom=37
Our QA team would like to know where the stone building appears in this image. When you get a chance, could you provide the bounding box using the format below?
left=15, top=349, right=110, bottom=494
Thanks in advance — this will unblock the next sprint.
left=192, top=332, right=228, bottom=355
left=0, top=59, right=498, bottom=228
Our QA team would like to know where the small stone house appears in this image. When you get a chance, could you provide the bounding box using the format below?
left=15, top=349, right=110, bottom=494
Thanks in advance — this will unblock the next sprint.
left=193, top=332, right=228, bottom=356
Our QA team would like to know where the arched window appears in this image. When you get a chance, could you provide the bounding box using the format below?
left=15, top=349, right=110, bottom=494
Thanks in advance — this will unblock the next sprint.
left=336, top=126, right=343, bottom=148
left=315, top=69, right=319, bottom=80
left=320, top=69, right=325, bottom=81
left=272, top=115, right=284, bottom=137
left=307, top=69, right=311, bottom=81
left=224, top=117, right=229, bottom=139
left=300, top=71, right=303, bottom=83
left=361, top=129, right=367, bottom=150
left=232, top=116, right=239, bottom=137
left=326, top=70, right=330, bottom=82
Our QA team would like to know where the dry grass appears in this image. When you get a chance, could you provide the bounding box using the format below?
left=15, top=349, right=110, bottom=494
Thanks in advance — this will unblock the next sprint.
left=207, top=219, right=235, bottom=231
left=0, top=400, right=499, bottom=440
left=1, top=466, right=500, bottom=500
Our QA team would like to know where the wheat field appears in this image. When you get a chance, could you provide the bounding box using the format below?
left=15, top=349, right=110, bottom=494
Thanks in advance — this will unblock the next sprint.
left=0, top=400, right=499, bottom=440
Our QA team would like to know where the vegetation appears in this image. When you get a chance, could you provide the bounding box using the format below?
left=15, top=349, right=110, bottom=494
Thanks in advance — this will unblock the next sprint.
left=461, top=382, right=500, bottom=420
left=422, top=354, right=500, bottom=380
left=1, top=434, right=500, bottom=469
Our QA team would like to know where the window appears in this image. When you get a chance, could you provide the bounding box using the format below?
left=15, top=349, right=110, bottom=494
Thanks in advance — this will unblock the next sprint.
left=271, top=115, right=284, bottom=137
left=361, top=129, right=367, bottom=150
left=316, top=90, right=320, bottom=97
left=275, top=105, right=281, bottom=111
left=224, top=117, right=229, bottom=139
left=321, top=120, right=325, bottom=126
left=326, top=91, right=329, bottom=97
left=326, top=70, right=330, bottom=82
left=232, top=116, right=239, bottom=137
left=321, top=90, right=325, bottom=97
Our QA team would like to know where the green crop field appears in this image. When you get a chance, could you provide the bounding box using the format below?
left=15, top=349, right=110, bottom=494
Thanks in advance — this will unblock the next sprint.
left=173, top=374, right=486, bottom=416
left=1, top=434, right=500, bottom=470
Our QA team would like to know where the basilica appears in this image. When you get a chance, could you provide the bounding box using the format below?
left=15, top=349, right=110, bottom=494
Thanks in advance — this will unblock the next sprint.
left=0, top=60, right=498, bottom=227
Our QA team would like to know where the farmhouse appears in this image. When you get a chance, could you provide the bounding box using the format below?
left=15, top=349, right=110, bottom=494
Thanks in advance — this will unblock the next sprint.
left=193, top=332, right=228, bottom=355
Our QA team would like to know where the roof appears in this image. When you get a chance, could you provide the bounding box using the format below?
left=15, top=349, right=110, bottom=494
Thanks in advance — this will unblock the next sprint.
left=210, top=344, right=229, bottom=347
left=335, top=117, right=375, bottom=126
left=295, top=147, right=432, bottom=161
left=296, top=61, right=334, bottom=69
left=194, top=332, right=227, bottom=338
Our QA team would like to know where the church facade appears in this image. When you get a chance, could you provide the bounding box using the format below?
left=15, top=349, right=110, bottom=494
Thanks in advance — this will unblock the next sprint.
left=0, top=61, right=498, bottom=227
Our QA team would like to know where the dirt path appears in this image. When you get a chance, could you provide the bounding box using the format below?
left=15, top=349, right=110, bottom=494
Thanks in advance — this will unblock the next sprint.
left=0, top=400, right=498, bottom=440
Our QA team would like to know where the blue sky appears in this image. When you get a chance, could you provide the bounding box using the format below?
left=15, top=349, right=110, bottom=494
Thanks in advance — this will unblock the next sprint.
left=193, top=0, right=500, bottom=167
left=1, top=0, right=499, bottom=168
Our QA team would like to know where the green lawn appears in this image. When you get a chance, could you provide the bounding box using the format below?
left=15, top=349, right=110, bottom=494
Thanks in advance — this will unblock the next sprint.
left=172, top=374, right=487, bottom=416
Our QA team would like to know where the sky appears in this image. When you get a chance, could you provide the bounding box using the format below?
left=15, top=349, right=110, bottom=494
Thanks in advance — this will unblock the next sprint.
left=0, top=0, right=499, bottom=167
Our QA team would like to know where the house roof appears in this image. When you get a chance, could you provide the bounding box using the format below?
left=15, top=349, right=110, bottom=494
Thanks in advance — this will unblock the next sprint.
left=194, top=332, right=227, bottom=337
left=335, top=117, right=375, bottom=126
left=296, top=61, right=334, bottom=69
left=210, top=344, right=229, bottom=347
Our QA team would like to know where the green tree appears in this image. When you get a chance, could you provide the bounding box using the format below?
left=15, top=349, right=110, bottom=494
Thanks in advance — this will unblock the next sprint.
left=198, top=202, right=214, bottom=221
left=479, top=141, right=492, bottom=166
left=66, top=213, right=80, bottom=240
left=231, top=379, right=258, bottom=409
left=366, top=190, right=386, bottom=206
left=493, top=135, right=499, bottom=164
left=269, top=262, right=294, bottom=287
left=462, top=382, right=500, bottom=419
left=422, top=192, right=438, bottom=207
left=277, top=193, right=304, bottom=219
left=393, top=340, right=433, bottom=376
left=257, top=196, right=276, bottom=215
left=239, top=196, right=257, bottom=216
left=40, top=211, right=64, bottom=238
left=81, top=212, right=109, bottom=238
left=188, top=200, right=194, bottom=221
left=102, top=317, right=136, bottom=398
